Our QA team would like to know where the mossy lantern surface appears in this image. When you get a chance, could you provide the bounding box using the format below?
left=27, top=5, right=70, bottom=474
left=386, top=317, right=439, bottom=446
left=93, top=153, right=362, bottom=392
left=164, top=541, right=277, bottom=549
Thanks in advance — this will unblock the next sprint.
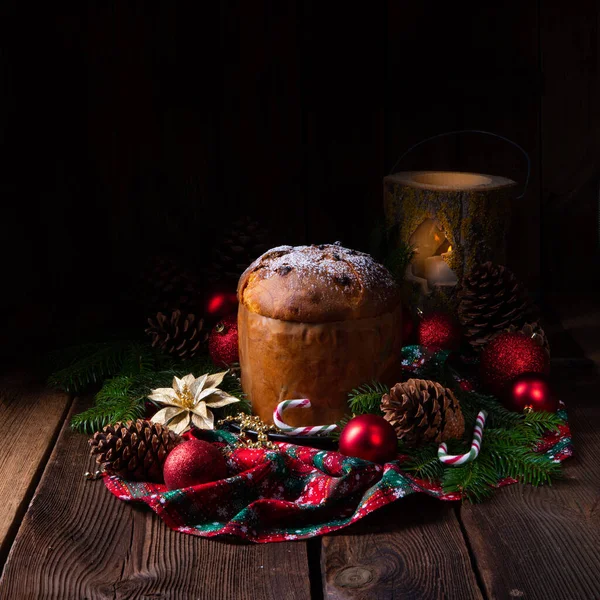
left=383, top=171, right=516, bottom=297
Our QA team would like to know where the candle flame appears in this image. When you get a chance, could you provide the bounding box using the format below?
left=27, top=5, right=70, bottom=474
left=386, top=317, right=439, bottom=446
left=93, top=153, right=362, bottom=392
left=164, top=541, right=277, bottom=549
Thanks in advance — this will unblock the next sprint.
left=447, top=245, right=452, bottom=252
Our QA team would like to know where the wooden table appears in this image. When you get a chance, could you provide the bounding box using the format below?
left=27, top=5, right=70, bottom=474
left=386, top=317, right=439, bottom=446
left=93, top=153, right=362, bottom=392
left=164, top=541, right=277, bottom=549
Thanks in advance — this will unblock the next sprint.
left=0, top=318, right=599, bottom=599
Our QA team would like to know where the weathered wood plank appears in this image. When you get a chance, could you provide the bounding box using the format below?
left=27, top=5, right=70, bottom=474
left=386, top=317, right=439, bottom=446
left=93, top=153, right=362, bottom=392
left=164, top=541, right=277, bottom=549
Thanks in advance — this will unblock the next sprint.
left=321, top=495, right=483, bottom=600
left=460, top=362, right=600, bottom=599
left=0, top=374, right=71, bottom=568
left=0, top=396, right=311, bottom=599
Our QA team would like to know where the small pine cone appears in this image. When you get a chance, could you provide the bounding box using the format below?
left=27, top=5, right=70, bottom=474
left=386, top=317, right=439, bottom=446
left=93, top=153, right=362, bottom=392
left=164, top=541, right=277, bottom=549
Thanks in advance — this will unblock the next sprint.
left=209, top=216, right=271, bottom=283
left=381, top=379, right=464, bottom=448
left=89, top=419, right=181, bottom=481
left=145, top=310, right=206, bottom=359
left=457, top=262, right=537, bottom=351
left=504, top=321, right=550, bottom=357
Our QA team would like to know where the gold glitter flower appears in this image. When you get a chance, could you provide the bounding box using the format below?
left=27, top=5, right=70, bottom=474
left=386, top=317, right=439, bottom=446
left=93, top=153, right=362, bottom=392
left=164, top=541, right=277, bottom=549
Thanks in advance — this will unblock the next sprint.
left=149, top=372, right=239, bottom=434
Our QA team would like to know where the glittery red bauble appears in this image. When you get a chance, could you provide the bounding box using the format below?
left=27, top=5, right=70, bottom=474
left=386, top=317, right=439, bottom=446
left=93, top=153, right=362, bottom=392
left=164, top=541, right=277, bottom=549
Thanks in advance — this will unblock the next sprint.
left=205, top=290, right=238, bottom=320
left=480, top=332, right=550, bottom=396
left=417, top=311, right=461, bottom=351
left=505, top=372, right=559, bottom=413
left=338, top=414, right=398, bottom=464
left=208, top=313, right=239, bottom=366
left=163, top=439, right=227, bottom=490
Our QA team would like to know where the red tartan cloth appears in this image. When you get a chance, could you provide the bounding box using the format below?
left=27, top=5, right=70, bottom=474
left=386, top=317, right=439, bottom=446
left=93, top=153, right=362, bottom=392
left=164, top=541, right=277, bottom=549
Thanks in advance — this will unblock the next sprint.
left=104, top=418, right=572, bottom=543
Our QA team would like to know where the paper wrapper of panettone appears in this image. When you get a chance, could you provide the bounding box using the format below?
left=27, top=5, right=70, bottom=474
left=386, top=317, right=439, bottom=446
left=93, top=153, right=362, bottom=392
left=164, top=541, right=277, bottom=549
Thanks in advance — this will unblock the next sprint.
left=237, top=244, right=403, bottom=427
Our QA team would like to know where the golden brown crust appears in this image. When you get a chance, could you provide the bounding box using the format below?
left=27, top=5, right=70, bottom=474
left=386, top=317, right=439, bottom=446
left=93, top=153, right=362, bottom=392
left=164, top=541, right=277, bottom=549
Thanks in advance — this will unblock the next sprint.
left=237, top=244, right=401, bottom=322
left=238, top=303, right=404, bottom=426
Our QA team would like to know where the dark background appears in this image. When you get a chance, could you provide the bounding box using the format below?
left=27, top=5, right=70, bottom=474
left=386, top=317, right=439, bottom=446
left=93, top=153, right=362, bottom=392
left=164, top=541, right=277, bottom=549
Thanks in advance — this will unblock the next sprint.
left=1, top=1, right=599, bottom=362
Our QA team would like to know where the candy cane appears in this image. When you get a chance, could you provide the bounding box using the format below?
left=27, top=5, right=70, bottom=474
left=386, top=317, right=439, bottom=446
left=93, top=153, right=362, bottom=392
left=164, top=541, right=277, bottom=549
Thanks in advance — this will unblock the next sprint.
left=273, top=399, right=338, bottom=436
left=438, top=410, right=487, bottom=466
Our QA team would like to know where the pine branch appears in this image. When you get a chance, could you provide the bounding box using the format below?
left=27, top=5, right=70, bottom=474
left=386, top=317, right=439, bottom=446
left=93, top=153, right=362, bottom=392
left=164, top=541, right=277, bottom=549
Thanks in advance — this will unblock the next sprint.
left=458, top=391, right=522, bottom=430
left=384, top=241, right=415, bottom=283
left=46, top=343, right=112, bottom=370
left=485, top=446, right=562, bottom=486
left=120, top=343, right=156, bottom=376
left=71, top=396, right=146, bottom=435
left=71, top=358, right=248, bottom=434
left=348, top=381, right=389, bottom=416
left=95, top=375, right=134, bottom=404
left=520, top=410, right=564, bottom=436
left=442, top=456, right=498, bottom=502
left=47, top=341, right=133, bottom=393
left=403, top=444, right=445, bottom=482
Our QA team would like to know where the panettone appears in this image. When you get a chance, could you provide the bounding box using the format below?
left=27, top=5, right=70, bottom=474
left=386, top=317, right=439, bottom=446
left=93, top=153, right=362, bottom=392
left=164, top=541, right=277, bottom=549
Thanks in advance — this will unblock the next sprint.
left=237, top=243, right=403, bottom=427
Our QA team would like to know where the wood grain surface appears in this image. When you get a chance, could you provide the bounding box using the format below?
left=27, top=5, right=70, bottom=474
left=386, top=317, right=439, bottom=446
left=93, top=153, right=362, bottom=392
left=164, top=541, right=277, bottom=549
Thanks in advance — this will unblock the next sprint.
left=1, top=316, right=599, bottom=599
left=0, top=374, right=71, bottom=568
left=0, top=396, right=312, bottom=600
left=321, top=495, right=483, bottom=600
left=460, top=363, right=600, bottom=600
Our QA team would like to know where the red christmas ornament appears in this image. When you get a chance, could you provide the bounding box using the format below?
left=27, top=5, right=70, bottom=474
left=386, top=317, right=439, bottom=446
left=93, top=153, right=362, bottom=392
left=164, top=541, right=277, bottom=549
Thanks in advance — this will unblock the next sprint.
left=338, top=414, right=398, bottom=464
left=163, top=439, right=228, bottom=490
left=417, top=311, right=461, bottom=351
left=480, top=332, right=550, bottom=396
left=208, top=313, right=239, bottom=366
left=505, top=372, right=559, bottom=413
left=205, top=290, right=238, bottom=320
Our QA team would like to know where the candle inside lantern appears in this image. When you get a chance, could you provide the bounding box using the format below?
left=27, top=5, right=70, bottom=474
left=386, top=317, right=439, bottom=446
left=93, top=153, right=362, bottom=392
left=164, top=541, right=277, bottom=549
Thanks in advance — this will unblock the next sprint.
left=424, top=246, right=458, bottom=287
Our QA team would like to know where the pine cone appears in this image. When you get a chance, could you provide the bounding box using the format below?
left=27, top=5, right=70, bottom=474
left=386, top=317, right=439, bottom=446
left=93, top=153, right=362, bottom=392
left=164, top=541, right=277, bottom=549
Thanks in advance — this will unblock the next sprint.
left=457, top=262, right=537, bottom=351
left=146, top=310, right=206, bottom=359
left=209, top=216, right=271, bottom=283
left=504, top=321, right=550, bottom=357
left=381, top=379, right=464, bottom=447
left=138, top=254, right=203, bottom=314
left=89, top=419, right=180, bottom=481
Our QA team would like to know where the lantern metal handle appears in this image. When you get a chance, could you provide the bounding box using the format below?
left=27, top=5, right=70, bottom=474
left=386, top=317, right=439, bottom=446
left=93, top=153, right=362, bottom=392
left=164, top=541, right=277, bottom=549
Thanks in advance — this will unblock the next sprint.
left=388, top=129, right=531, bottom=199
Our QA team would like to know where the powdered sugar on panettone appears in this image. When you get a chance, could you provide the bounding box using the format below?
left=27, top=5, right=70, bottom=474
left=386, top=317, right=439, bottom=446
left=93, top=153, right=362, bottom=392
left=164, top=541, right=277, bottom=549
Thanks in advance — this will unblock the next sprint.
left=241, top=243, right=398, bottom=303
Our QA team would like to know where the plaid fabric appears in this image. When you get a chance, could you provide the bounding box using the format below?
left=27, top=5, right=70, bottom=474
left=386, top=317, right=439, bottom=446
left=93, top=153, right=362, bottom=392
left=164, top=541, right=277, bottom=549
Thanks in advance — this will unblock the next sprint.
left=104, top=417, right=572, bottom=543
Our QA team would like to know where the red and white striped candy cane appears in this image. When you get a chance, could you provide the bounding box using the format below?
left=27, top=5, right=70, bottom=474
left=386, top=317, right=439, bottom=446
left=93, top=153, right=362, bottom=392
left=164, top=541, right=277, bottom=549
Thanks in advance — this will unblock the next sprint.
left=273, top=399, right=339, bottom=436
left=438, top=410, right=487, bottom=466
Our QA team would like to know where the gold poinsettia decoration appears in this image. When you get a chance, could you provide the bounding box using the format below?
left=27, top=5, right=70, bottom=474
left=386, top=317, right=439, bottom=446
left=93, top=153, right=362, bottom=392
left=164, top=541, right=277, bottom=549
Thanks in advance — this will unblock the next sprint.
left=149, top=372, right=239, bottom=434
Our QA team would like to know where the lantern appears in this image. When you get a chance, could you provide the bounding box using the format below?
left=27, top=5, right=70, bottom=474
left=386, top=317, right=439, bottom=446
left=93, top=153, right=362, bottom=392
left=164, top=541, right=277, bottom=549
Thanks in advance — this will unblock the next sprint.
left=383, top=131, right=527, bottom=300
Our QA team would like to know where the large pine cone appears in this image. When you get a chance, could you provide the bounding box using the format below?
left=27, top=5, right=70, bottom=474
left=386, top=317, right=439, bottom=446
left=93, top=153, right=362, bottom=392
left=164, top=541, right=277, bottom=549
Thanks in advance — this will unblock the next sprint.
left=457, top=262, right=537, bottom=351
left=381, top=379, right=464, bottom=447
left=209, top=216, right=271, bottom=283
left=89, top=419, right=181, bottom=481
left=146, top=310, right=206, bottom=359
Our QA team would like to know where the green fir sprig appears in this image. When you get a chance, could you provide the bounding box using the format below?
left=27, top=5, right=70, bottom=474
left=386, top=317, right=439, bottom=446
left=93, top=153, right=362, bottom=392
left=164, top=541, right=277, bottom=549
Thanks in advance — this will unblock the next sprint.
left=384, top=241, right=415, bottom=283
left=47, top=341, right=134, bottom=393
left=48, top=341, right=249, bottom=434
left=347, top=381, right=389, bottom=416
left=346, top=379, right=566, bottom=503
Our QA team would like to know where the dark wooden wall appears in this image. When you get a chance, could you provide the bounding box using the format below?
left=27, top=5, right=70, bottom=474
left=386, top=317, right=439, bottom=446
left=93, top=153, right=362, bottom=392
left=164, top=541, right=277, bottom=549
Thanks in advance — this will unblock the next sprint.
left=1, top=1, right=598, bottom=358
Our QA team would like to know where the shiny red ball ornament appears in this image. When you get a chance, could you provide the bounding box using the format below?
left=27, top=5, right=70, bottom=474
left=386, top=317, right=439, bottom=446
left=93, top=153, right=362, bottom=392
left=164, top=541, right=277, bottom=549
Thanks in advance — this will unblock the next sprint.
left=205, top=290, right=238, bottom=320
left=480, top=332, right=550, bottom=396
left=208, top=313, right=239, bottom=366
left=338, top=414, right=398, bottom=464
left=505, top=372, right=559, bottom=413
left=163, top=439, right=228, bottom=490
left=417, top=311, right=461, bottom=351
